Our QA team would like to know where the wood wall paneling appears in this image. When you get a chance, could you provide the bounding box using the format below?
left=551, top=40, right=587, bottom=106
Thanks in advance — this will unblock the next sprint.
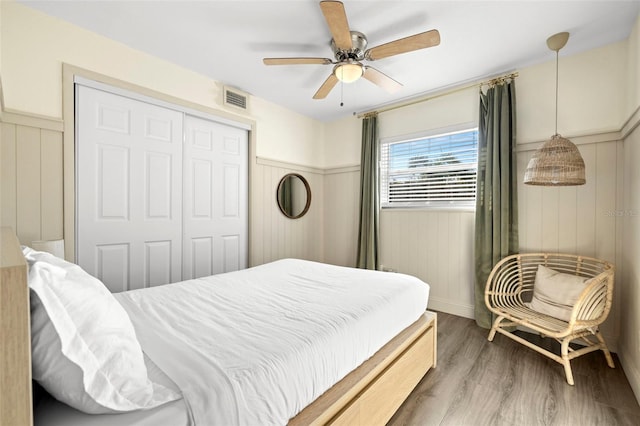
left=1, top=122, right=64, bottom=246
left=16, top=125, right=41, bottom=245
left=540, top=185, right=560, bottom=253
left=39, top=130, right=63, bottom=241
left=557, top=186, right=578, bottom=254
left=576, top=145, right=598, bottom=257
left=1, top=123, right=17, bottom=230
left=322, top=169, right=359, bottom=267
left=517, top=150, right=535, bottom=250
left=250, top=160, right=324, bottom=266
left=379, top=209, right=475, bottom=318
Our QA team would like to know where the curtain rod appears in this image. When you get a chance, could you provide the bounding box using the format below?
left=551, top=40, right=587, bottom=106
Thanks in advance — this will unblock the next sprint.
left=356, top=72, right=518, bottom=118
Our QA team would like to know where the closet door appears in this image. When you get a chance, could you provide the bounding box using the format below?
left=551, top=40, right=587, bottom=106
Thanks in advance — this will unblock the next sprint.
left=76, top=85, right=183, bottom=292
left=183, top=115, right=248, bottom=278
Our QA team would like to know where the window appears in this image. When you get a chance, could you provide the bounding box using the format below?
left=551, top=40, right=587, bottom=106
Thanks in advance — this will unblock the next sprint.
left=380, top=128, right=479, bottom=209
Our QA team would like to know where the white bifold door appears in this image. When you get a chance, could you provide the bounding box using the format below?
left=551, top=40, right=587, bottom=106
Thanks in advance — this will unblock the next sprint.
left=182, top=115, right=248, bottom=280
left=76, top=85, right=248, bottom=292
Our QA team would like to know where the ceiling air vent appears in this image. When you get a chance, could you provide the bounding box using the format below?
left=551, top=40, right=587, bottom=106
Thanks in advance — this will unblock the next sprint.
left=223, top=86, right=250, bottom=112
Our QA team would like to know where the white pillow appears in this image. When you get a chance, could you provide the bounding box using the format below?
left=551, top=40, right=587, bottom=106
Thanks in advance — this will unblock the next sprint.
left=527, top=264, right=593, bottom=321
left=24, top=247, right=181, bottom=413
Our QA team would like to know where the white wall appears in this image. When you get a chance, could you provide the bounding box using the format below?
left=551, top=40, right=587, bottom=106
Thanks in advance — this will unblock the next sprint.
left=323, top=115, right=361, bottom=169
left=379, top=87, right=478, bottom=140
left=0, top=0, right=325, bottom=265
left=626, top=15, right=640, bottom=120
left=251, top=97, right=326, bottom=167
left=518, top=42, right=627, bottom=142
left=0, top=2, right=3, bottom=79
left=1, top=1, right=325, bottom=167
left=622, top=125, right=640, bottom=404
left=620, top=13, right=640, bottom=405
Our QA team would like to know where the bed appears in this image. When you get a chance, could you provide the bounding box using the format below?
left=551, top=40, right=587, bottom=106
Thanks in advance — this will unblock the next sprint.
left=0, top=227, right=437, bottom=425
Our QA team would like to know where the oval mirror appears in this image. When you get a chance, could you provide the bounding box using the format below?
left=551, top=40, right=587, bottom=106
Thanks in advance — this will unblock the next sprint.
left=276, top=173, right=311, bottom=219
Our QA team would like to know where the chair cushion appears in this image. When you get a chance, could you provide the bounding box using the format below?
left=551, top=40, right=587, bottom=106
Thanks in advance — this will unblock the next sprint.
left=527, top=265, right=593, bottom=321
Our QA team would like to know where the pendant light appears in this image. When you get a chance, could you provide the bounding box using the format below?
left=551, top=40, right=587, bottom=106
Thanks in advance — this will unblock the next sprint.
left=524, top=32, right=585, bottom=186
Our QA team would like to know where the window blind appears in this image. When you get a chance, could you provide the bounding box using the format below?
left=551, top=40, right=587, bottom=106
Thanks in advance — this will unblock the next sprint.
left=380, top=129, right=479, bottom=208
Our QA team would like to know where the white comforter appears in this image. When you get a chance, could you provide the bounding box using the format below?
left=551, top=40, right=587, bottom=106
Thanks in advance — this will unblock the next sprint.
left=115, top=259, right=429, bottom=425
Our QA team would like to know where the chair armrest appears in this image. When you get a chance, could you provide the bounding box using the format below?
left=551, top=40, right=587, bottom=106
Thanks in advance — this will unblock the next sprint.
left=484, top=257, right=524, bottom=309
left=570, top=271, right=613, bottom=325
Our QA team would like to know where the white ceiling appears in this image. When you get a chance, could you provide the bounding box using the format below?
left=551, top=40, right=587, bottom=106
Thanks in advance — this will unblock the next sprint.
left=18, top=0, right=640, bottom=122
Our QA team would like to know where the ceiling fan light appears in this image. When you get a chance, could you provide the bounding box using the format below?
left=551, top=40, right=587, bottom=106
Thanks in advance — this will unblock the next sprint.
left=334, top=62, right=363, bottom=83
left=523, top=134, right=585, bottom=185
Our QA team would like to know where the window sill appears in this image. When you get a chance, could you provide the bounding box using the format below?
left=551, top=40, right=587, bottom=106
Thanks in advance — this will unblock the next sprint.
left=381, top=205, right=476, bottom=213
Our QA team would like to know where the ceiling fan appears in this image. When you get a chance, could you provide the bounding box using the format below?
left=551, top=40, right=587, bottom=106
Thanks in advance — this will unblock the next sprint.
left=263, top=0, right=440, bottom=100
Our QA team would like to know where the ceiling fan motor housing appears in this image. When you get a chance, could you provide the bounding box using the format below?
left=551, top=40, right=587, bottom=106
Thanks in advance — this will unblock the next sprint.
left=331, top=31, right=368, bottom=61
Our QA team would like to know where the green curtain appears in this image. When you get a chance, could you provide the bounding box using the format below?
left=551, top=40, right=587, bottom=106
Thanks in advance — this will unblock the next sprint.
left=356, top=114, right=379, bottom=270
left=474, top=81, right=519, bottom=329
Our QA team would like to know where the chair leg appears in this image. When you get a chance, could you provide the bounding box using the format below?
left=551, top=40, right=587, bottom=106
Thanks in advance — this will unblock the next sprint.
left=594, top=329, right=615, bottom=369
left=488, top=315, right=504, bottom=342
left=561, top=338, right=575, bottom=386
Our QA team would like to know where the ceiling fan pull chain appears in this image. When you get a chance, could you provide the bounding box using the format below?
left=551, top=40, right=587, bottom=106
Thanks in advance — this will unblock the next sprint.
left=340, top=79, right=344, bottom=107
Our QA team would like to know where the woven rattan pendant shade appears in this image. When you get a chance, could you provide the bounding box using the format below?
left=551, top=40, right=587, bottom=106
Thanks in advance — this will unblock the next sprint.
left=524, top=32, right=586, bottom=186
left=523, top=134, right=585, bottom=185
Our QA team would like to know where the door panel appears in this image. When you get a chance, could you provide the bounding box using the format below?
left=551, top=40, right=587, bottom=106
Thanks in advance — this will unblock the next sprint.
left=97, top=104, right=130, bottom=134
left=191, top=159, right=213, bottom=218
left=96, top=243, right=130, bottom=292
left=145, top=152, right=173, bottom=219
left=222, top=235, right=240, bottom=272
left=223, top=165, right=240, bottom=217
left=183, top=115, right=248, bottom=278
left=76, top=85, right=183, bottom=292
left=191, top=237, right=214, bottom=278
left=144, top=240, right=173, bottom=287
left=97, top=145, right=130, bottom=220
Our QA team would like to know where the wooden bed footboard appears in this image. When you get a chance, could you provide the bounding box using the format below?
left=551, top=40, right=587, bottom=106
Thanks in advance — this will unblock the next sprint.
left=0, top=227, right=436, bottom=426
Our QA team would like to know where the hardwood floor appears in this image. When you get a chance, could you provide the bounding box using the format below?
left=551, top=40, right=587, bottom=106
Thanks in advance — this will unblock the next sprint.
left=389, top=312, right=640, bottom=426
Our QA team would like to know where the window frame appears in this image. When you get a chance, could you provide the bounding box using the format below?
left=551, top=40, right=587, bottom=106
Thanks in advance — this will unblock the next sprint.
left=379, top=123, right=479, bottom=211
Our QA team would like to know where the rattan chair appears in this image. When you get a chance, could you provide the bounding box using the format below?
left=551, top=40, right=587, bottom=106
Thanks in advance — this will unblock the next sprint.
left=484, top=253, right=615, bottom=385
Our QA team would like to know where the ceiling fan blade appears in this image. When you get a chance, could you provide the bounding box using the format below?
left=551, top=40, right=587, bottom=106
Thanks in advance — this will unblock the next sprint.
left=263, top=57, right=333, bottom=65
left=313, top=74, right=339, bottom=99
left=362, top=67, right=403, bottom=94
left=366, top=29, right=440, bottom=61
left=320, top=1, right=352, bottom=50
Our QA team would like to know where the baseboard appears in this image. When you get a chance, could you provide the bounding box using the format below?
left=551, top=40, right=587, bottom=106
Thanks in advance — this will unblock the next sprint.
left=619, top=343, right=640, bottom=405
left=427, top=297, right=474, bottom=319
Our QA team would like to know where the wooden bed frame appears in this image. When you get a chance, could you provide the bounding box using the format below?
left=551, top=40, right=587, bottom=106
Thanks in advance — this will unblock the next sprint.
left=0, top=227, right=436, bottom=426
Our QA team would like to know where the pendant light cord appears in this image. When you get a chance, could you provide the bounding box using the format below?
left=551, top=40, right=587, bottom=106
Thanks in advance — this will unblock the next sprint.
left=555, top=49, right=559, bottom=135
